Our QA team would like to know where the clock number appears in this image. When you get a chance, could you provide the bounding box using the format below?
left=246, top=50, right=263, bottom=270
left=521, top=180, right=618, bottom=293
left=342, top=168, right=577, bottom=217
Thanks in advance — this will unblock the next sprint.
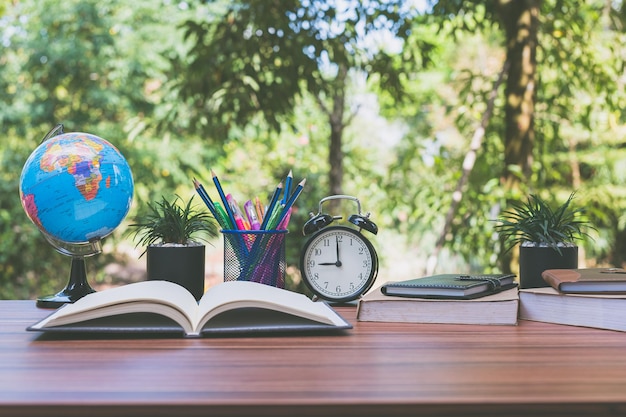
left=336, top=285, right=341, bottom=293
left=323, top=238, right=331, bottom=247
left=314, top=248, right=322, bottom=256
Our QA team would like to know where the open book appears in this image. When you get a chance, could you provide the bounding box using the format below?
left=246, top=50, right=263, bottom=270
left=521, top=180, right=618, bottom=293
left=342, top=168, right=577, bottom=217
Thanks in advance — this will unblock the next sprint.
left=28, top=280, right=351, bottom=337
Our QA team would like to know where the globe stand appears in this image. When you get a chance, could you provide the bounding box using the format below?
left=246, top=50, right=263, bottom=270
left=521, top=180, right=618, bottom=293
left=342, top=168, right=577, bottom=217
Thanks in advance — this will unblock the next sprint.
left=37, top=257, right=95, bottom=308
left=36, top=237, right=103, bottom=309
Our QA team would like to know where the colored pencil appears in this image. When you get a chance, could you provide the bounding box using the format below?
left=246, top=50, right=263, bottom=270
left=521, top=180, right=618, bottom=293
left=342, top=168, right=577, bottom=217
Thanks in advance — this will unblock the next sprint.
left=211, top=169, right=237, bottom=230
left=254, top=196, right=265, bottom=222
left=260, top=181, right=283, bottom=230
left=269, top=178, right=305, bottom=230
left=193, top=178, right=218, bottom=220
left=212, top=201, right=232, bottom=230
left=282, top=169, right=293, bottom=205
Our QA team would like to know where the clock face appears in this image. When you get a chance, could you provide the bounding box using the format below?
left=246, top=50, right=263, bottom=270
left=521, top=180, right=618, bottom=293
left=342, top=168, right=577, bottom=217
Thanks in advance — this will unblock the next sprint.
left=300, top=225, right=377, bottom=302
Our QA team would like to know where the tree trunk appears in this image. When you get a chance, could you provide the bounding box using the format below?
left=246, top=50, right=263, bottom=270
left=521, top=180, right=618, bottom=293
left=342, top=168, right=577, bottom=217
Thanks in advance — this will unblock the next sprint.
left=496, top=0, right=540, bottom=273
left=328, top=102, right=344, bottom=198
left=497, top=0, right=539, bottom=189
left=313, top=63, right=350, bottom=212
left=328, top=64, right=347, bottom=200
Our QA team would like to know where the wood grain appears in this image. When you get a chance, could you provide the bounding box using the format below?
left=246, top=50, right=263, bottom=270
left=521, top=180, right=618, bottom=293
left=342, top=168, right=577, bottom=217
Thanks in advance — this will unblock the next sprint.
left=2, top=300, right=626, bottom=416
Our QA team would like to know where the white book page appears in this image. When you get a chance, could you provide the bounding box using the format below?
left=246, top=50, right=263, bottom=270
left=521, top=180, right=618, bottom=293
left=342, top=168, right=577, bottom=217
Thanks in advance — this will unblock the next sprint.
left=33, top=280, right=199, bottom=330
left=195, top=281, right=344, bottom=330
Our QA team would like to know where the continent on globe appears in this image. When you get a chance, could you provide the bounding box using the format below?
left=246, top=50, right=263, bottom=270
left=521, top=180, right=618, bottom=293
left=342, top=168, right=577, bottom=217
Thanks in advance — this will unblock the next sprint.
left=20, top=193, right=42, bottom=229
left=41, top=136, right=104, bottom=201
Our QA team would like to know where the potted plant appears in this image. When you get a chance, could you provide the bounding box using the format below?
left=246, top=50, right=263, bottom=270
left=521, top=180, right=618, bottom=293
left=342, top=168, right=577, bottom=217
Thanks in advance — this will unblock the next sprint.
left=129, top=195, right=218, bottom=300
left=495, top=192, right=593, bottom=288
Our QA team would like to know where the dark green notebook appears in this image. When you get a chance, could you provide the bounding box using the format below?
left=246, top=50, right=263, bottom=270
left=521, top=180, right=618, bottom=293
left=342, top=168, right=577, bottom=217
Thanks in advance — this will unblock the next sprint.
left=381, top=274, right=517, bottom=299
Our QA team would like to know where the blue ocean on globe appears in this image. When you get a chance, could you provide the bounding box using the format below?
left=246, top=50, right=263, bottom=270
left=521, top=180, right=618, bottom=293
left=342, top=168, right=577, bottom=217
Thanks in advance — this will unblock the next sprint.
left=19, top=132, right=134, bottom=244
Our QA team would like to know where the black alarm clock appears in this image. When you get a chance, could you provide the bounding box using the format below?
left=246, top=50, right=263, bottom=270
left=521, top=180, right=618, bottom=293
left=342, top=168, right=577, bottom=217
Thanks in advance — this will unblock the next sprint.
left=300, top=195, right=378, bottom=303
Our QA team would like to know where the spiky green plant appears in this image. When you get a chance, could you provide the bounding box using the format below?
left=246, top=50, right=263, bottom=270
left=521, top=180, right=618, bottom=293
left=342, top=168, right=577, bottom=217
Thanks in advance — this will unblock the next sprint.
left=129, top=195, right=217, bottom=255
left=495, top=192, right=593, bottom=254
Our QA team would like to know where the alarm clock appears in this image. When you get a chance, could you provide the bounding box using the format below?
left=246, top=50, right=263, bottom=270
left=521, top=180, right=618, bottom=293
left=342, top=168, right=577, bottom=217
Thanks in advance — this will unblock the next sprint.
left=300, top=195, right=378, bottom=303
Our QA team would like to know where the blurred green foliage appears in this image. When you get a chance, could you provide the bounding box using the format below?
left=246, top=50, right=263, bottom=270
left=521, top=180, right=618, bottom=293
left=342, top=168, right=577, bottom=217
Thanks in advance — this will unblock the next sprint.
left=2, top=0, right=626, bottom=300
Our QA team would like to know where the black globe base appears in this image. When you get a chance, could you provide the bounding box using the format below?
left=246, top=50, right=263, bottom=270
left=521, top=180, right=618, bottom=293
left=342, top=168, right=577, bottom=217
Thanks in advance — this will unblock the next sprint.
left=37, top=257, right=96, bottom=308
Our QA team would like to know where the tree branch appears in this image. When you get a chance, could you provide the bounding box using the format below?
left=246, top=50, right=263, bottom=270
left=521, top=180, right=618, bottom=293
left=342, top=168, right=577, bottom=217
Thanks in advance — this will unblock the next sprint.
left=425, top=59, right=510, bottom=275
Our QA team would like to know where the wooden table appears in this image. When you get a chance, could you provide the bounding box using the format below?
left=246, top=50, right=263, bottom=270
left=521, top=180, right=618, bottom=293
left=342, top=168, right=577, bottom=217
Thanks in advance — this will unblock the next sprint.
left=2, top=300, right=626, bottom=417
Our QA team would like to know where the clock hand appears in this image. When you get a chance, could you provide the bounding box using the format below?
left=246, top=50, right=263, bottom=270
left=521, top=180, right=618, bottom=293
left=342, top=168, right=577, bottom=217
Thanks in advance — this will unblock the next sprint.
left=318, top=261, right=342, bottom=266
left=316, top=238, right=344, bottom=267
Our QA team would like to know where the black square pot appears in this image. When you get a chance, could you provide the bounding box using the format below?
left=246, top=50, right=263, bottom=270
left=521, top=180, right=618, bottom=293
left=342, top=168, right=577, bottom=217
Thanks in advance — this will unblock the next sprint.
left=146, top=244, right=205, bottom=301
left=519, top=245, right=578, bottom=289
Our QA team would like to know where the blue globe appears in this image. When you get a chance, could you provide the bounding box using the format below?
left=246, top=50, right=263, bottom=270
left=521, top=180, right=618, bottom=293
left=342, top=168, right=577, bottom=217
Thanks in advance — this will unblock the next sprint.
left=19, top=131, right=134, bottom=253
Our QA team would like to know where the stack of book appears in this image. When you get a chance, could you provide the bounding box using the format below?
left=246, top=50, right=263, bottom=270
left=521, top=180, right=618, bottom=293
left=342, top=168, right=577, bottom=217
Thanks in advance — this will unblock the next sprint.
left=519, top=268, right=626, bottom=332
left=357, top=274, right=519, bottom=325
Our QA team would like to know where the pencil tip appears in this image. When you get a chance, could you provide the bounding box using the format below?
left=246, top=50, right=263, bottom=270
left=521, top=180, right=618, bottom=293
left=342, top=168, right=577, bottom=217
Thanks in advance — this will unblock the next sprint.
left=288, top=169, right=293, bottom=176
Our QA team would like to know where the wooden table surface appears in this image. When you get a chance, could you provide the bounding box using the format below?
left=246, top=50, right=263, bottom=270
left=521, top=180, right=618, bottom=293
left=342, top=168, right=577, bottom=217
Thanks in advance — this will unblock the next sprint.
left=2, top=300, right=626, bottom=417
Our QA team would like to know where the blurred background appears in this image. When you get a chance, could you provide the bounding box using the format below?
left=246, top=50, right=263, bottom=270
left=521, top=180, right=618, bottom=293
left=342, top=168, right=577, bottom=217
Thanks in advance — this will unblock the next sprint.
left=2, top=0, right=626, bottom=299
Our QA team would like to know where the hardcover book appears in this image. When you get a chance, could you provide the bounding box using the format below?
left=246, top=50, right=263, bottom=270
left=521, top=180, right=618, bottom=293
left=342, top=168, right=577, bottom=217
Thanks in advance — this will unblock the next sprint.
left=541, top=268, right=626, bottom=293
left=357, top=284, right=519, bottom=325
left=380, top=273, right=517, bottom=299
left=519, top=287, right=626, bottom=332
left=28, top=280, right=352, bottom=337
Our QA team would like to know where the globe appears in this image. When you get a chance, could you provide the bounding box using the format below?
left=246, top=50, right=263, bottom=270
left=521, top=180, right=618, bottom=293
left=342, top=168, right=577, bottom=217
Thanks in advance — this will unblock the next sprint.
left=18, top=125, right=134, bottom=307
left=20, top=129, right=134, bottom=254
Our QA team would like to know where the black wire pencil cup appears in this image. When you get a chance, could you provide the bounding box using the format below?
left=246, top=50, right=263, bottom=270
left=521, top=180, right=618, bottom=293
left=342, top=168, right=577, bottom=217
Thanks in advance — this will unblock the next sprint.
left=194, top=170, right=304, bottom=289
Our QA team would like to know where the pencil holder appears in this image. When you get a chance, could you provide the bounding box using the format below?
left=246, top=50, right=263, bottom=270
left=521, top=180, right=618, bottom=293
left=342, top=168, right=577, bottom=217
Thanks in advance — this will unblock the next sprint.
left=221, top=229, right=288, bottom=288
